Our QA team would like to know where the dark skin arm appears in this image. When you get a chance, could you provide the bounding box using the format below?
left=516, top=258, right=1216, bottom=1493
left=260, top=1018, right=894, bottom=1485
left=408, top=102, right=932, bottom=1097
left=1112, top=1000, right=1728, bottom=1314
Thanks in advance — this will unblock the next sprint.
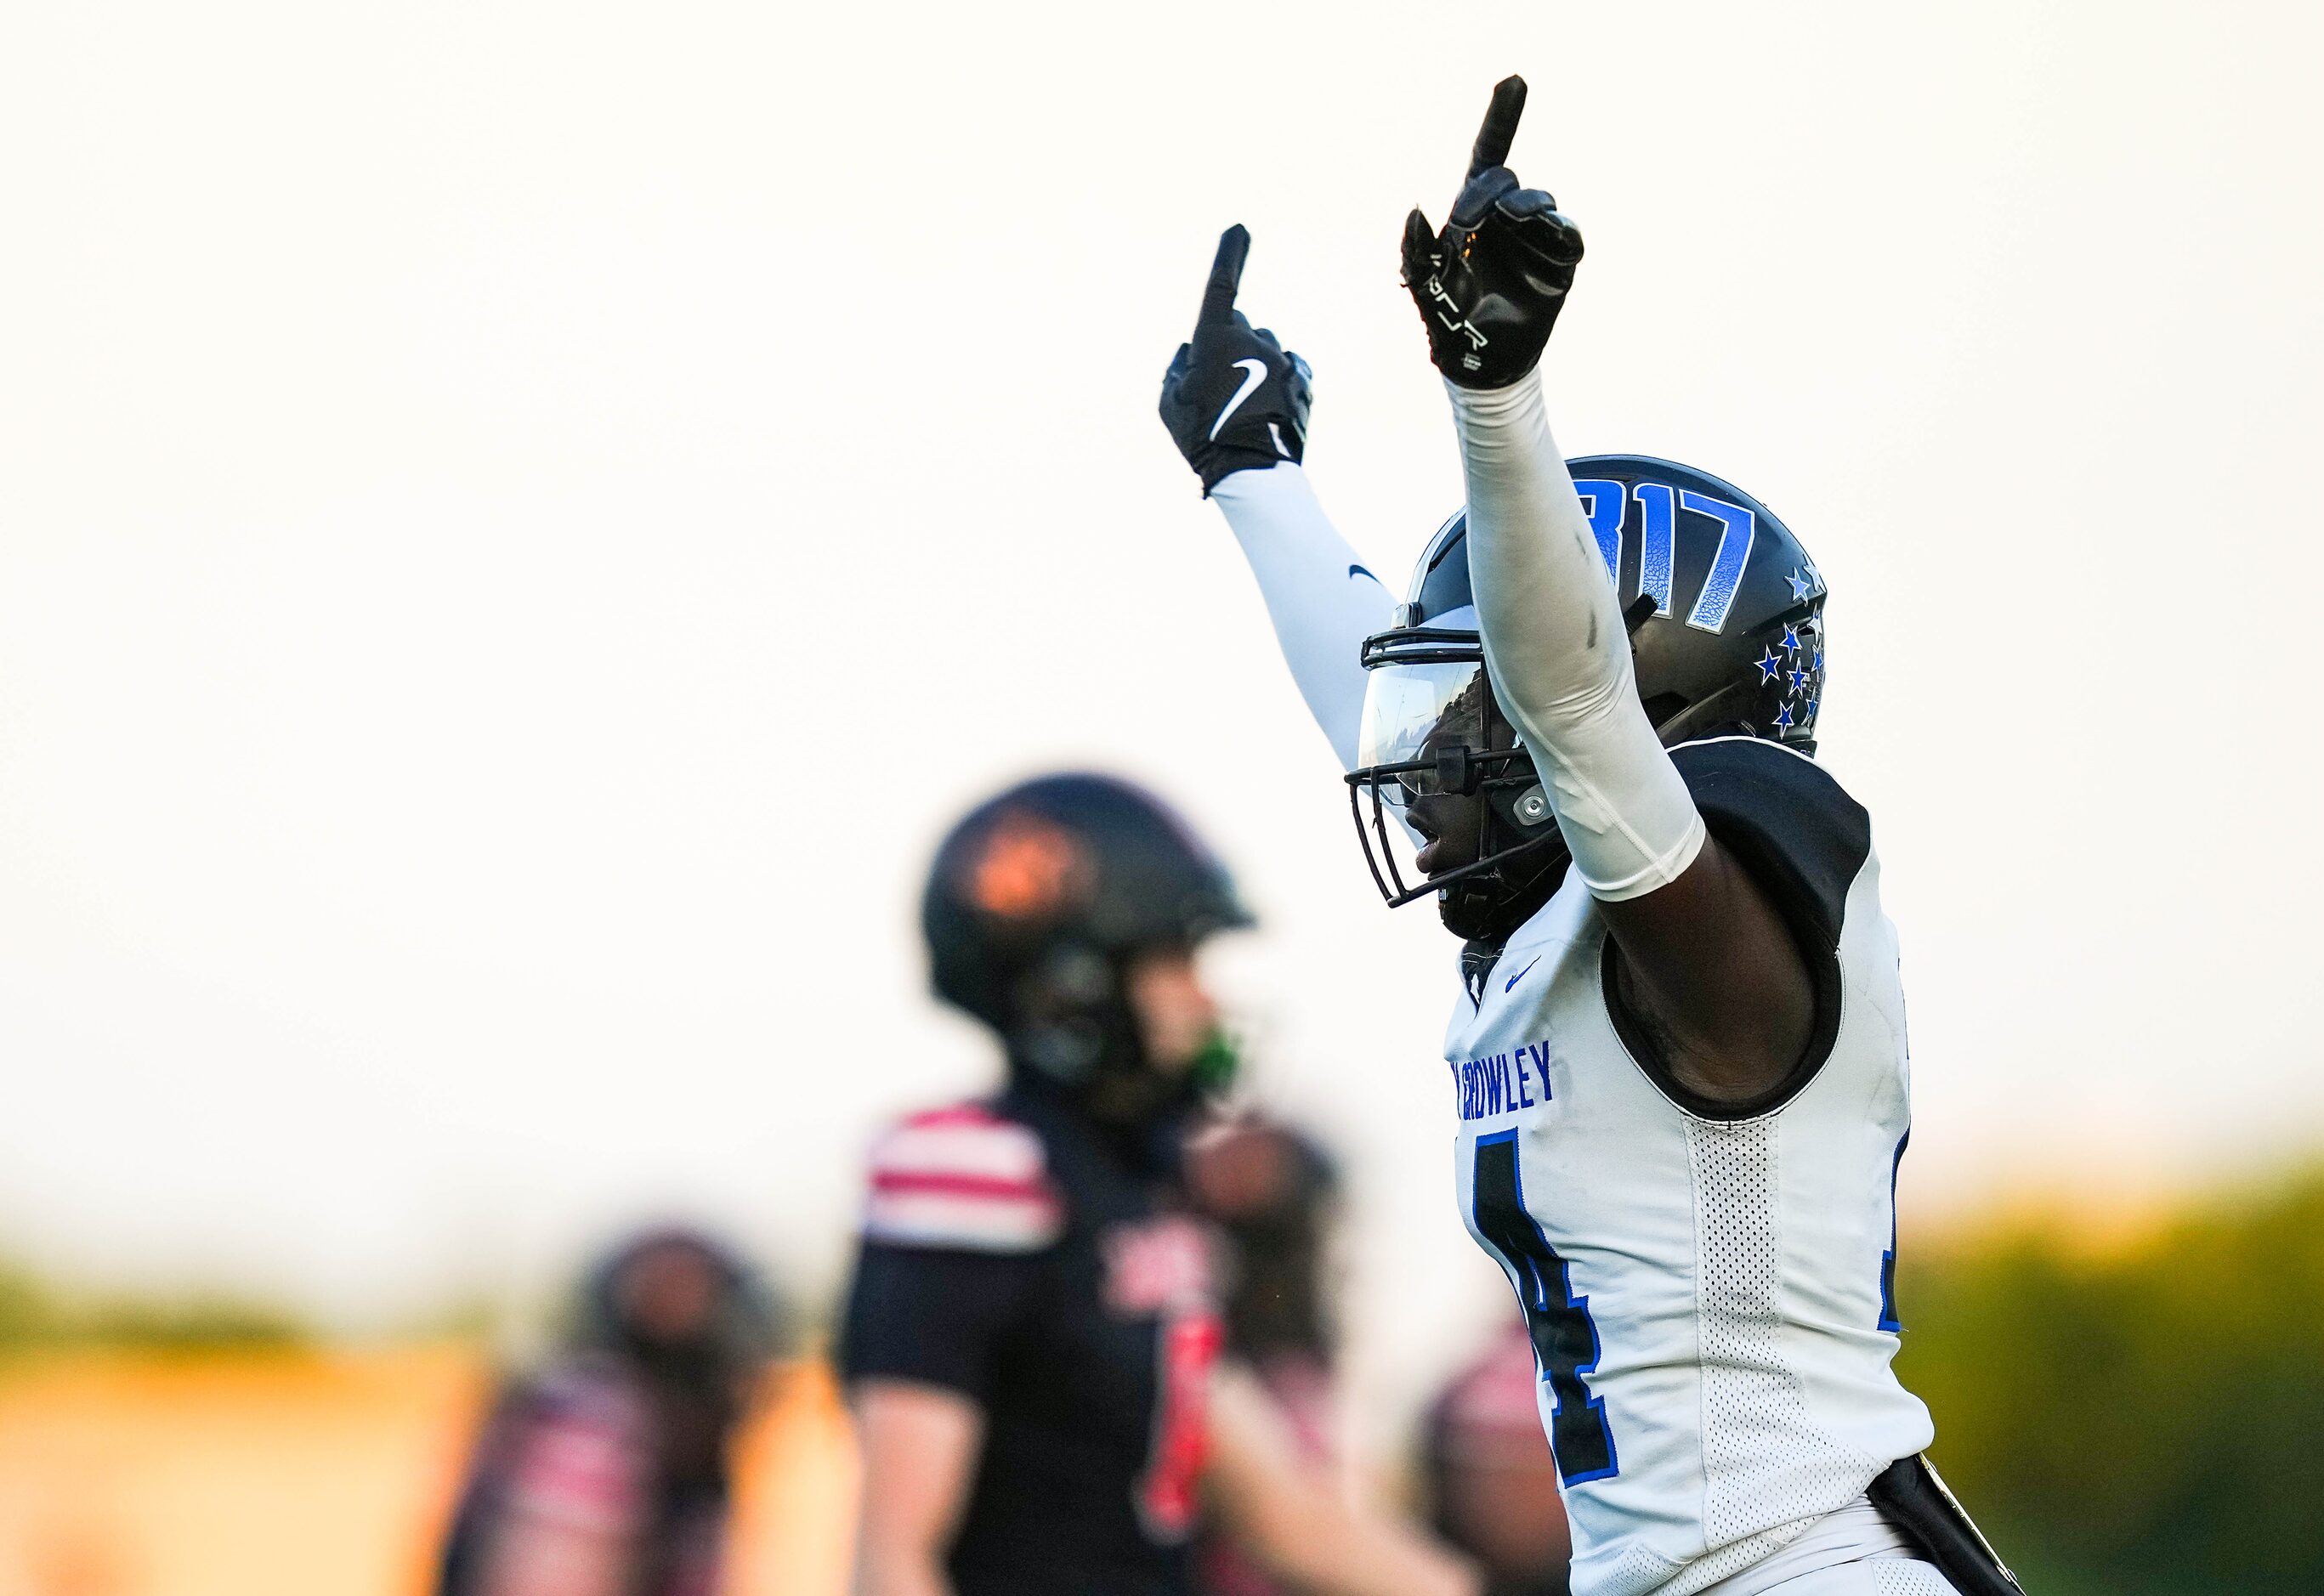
left=1598, top=836, right=1815, bottom=1104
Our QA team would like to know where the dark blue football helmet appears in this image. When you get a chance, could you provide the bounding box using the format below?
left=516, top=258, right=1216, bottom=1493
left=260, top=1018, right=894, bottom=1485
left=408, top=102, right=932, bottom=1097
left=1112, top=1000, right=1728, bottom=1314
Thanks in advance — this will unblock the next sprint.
left=1347, top=456, right=1828, bottom=940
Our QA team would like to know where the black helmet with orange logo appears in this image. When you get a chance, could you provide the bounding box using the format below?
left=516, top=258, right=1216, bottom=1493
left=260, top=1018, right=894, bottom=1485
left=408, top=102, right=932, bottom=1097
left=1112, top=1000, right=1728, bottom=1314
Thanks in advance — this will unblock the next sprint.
left=922, top=773, right=1251, bottom=1100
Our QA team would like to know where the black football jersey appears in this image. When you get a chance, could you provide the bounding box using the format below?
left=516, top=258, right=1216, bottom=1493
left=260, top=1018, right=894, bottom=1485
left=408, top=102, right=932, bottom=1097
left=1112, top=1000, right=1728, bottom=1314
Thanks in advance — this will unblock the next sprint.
left=839, top=1084, right=1222, bottom=1596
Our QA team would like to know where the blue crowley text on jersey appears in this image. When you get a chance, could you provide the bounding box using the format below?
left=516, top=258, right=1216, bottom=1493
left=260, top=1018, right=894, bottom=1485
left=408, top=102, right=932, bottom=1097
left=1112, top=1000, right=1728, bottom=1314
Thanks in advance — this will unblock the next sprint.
left=1450, top=1042, right=1553, bottom=1122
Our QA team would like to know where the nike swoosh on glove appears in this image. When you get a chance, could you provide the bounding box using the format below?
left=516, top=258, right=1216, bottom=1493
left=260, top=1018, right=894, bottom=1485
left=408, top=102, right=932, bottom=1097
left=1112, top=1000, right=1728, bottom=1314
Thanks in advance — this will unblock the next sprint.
left=1401, top=76, right=1584, bottom=391
left=1161, top=224, right=1314, bottom=494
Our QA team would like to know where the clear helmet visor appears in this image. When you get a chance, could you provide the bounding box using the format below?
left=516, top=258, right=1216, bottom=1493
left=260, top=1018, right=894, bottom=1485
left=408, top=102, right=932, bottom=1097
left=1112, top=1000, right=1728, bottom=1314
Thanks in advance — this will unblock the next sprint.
left=1348, top=646, right=1497, bottom=906
left=1355, top=657, right=1492, bottom=813
left=1346, top=617, right=1565, bottom=910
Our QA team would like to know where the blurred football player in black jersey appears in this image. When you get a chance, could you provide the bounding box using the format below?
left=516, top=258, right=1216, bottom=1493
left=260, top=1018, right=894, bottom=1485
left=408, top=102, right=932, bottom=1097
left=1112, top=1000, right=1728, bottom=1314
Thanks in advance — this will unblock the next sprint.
left=841, top=773, right=1477, bottom=1596
left=437, top=1225, right=782, bottom=1596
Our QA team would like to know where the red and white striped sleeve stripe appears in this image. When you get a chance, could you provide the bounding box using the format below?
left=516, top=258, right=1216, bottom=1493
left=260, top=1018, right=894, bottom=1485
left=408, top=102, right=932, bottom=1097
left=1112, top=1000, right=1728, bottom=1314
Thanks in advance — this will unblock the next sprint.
left=862, top=1103, right=1064, bottom=1254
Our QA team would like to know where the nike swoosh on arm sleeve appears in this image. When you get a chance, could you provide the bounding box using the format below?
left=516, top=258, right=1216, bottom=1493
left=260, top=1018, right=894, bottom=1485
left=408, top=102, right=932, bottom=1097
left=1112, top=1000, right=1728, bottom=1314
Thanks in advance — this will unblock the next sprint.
left=1209, top=462, right=1392, bottom=771
left=1448, top=372, right=1704, bottom=898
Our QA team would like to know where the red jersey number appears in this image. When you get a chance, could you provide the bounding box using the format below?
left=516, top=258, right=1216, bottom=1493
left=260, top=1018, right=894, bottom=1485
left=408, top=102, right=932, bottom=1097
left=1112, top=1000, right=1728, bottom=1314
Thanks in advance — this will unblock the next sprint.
left=1136, top=1310, right=1224, bottom=1541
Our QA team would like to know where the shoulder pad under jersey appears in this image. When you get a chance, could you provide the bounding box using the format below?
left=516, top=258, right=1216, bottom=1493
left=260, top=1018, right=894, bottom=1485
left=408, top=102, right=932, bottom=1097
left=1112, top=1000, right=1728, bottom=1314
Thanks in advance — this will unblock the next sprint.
left=1669, top=735, right=1870, bottom=954
left=861, top=1101, right=1065, bottom=1254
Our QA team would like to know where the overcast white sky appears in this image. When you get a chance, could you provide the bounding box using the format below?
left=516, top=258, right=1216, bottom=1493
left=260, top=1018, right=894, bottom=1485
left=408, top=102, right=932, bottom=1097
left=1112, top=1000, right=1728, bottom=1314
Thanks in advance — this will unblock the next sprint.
left=3, top=0, right=2321, bottom=1430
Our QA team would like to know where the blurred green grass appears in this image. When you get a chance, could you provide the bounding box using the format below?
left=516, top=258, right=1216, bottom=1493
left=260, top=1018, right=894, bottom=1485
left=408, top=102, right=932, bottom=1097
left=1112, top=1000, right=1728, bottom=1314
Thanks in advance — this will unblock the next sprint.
left=0, top=1263, right=309, bottom=1354
left=1896, top=1168, right=2324, bottom=1595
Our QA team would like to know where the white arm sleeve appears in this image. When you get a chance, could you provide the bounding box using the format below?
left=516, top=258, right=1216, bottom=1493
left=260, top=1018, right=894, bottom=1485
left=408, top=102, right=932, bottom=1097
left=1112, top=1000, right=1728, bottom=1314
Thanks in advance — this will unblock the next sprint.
left=1447, top=372, right=1706, bottom=900
left=1208, top=462, right=1393, bottom=771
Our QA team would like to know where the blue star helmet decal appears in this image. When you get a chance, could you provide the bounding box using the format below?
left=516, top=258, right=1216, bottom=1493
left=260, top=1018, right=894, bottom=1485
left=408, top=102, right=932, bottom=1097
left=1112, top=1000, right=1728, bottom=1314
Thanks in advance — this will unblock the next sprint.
left=1780, top=624, right=1803, bottom=656
left=1786, top=567, right=1815, bottom=603
left=1788, top=667, right=1809, bottom=693
left=1813, top=648, right=1824, bottom=671
left=1755, top=648, right=1783, bottom=683
left=1773, top=700, right=1796, bottom=731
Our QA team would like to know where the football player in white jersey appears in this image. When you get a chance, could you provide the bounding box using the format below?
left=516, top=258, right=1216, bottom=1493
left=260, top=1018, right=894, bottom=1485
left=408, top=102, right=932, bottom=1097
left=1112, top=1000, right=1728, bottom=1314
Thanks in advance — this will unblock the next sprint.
left=1159, top=78, right=2026, bottom=1596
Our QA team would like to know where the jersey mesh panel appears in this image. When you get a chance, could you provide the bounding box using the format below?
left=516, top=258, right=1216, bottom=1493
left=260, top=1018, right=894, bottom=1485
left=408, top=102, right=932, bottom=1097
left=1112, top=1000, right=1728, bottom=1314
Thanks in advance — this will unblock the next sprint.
left=1669, top=1117, right=1884, bottom=1592
left=1871, top=1560, right=1958, bottom=1595
left=1597, top=1540, right=1686, bottom=1596
left=1600, top=1525, right=1797, bottom=1596
left=1592, top=1117, right=1890, bottom=1596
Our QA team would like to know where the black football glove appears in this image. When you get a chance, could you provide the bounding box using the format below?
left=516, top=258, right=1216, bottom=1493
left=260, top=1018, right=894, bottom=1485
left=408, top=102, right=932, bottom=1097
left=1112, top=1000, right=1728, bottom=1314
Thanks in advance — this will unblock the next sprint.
left=1400, top=76, right=1584, bottom=390
left=1161, top=224, right=1313, bottom=494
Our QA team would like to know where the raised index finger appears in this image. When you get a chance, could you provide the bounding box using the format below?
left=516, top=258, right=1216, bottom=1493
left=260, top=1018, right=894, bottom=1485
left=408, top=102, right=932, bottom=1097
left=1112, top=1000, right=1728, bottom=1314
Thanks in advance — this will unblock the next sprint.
left=1468, top=76, right=1528, bottom=178
left=1199, top=224, right=1250, bottom=326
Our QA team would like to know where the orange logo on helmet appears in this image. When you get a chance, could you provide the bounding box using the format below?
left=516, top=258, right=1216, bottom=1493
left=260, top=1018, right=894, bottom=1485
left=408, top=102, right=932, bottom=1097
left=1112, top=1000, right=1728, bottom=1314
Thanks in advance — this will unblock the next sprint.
left=968, top=814, right=1087, bottom=920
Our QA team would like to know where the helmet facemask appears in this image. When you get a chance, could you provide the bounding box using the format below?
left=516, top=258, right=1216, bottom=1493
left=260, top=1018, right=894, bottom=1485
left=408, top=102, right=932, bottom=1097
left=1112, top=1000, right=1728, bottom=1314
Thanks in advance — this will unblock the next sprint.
left=1346, top=617, right=1573, bottom=942
left=1006, top=938, right=1236, bottom=1129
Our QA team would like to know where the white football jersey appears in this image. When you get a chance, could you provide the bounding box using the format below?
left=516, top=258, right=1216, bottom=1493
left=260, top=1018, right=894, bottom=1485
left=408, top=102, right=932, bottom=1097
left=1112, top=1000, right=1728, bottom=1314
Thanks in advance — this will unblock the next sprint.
left=1444, top=738, right=1934, bottom=1596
